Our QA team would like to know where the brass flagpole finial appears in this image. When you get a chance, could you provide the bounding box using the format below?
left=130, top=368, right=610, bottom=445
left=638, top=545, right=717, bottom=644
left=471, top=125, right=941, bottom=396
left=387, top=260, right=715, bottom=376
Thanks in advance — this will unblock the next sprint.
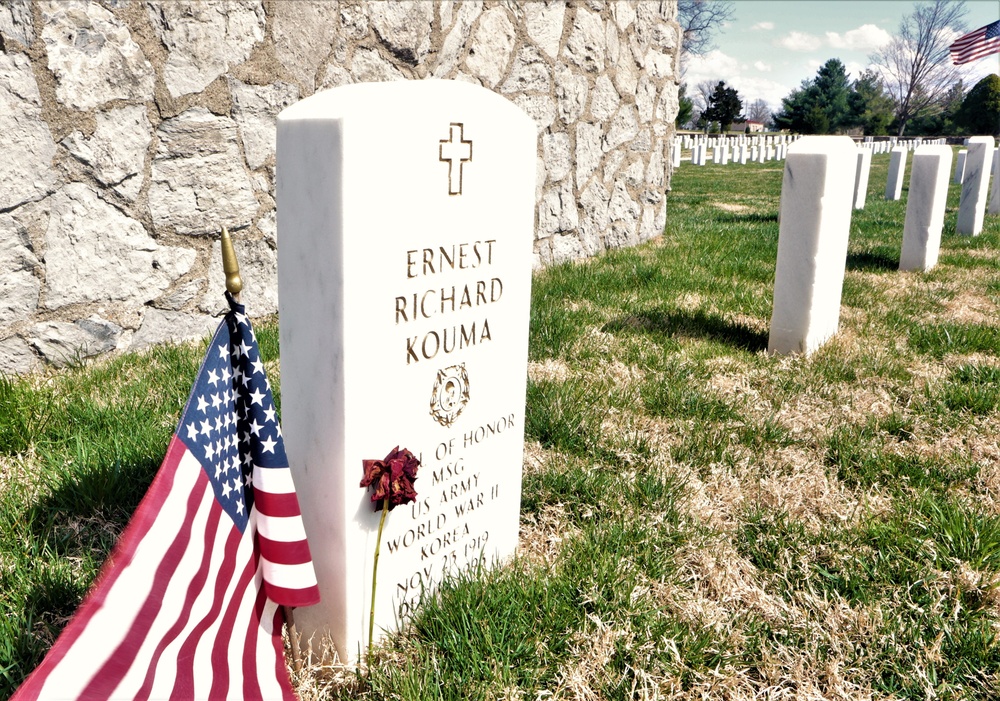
left=220, top=226, right=243, bottom=300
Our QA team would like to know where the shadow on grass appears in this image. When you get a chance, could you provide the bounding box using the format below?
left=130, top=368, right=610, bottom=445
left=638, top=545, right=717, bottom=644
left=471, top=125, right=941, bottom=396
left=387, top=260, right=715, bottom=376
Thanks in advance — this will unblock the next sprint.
left=603, top=308, right=768, bottom=352
left=846, top=251, right=898, bottom=272
left=713, top=211, right=779, bottom=224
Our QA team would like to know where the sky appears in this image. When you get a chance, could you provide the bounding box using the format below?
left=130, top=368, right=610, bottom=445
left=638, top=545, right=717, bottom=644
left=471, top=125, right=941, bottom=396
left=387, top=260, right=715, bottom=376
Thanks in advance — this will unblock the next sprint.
left=683, top=0, right=1000, bottom=113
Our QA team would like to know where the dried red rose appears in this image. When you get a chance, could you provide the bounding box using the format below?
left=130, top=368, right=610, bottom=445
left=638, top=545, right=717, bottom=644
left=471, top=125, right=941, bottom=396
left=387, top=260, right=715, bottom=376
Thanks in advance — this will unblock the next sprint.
left=360, top=446, right=419, bottom=511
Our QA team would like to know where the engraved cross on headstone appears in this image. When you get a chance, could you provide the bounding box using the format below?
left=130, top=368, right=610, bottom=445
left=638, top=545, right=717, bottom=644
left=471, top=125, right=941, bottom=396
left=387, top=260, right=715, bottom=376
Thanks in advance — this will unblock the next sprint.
left=439, top=123, right=472, bottom=196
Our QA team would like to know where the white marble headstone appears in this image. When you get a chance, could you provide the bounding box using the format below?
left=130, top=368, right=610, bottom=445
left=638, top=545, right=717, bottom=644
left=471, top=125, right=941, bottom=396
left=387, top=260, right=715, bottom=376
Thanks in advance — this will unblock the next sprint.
left=276, top=80, right=535, bottom=663
left=899, top=145, right=952, bottom=272
left=768, top=136, right=856, bottom=355
left=957, top=137, right=996, bottom=236
left=885, top=146, right=907, bottom=200
left=853, top=147, right=872, bottom=210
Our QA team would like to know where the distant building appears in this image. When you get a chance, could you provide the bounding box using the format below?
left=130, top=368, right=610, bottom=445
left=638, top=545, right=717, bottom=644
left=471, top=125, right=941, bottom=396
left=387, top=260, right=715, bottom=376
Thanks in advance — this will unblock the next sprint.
left=732, top=120, right=766, bottom=133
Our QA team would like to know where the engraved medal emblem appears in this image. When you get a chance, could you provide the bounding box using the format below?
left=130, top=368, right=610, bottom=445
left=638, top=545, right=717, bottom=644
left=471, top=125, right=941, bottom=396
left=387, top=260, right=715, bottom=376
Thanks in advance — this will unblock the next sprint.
left=430, top=363, right=470, bottom=427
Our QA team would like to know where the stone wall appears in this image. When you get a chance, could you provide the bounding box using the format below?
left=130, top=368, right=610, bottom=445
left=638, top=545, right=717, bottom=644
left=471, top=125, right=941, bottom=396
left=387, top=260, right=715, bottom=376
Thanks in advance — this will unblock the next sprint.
left=0, top=0, right=680, bottom=374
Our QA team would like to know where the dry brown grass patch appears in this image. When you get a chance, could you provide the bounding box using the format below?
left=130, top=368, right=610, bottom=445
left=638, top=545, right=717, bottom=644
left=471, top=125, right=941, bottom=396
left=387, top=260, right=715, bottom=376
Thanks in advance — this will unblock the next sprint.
left=519, top=503, right=580, bottom=571
left=528, top=358, right=571, bottom=383
left=712, top=202, right=751, bottom=213
left=939, top=291, right=998, bottom=325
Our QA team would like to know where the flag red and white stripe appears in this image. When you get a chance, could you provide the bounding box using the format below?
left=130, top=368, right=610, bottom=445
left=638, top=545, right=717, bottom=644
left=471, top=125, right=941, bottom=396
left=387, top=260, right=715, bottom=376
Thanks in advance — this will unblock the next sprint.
left=949, top=20, right=1000, bottom=65
left=13, top=295, right=319, bottom=700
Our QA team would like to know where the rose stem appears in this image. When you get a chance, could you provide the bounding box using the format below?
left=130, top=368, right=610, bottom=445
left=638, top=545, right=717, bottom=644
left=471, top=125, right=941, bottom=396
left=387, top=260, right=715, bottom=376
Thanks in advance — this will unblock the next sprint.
left=368, top=495, right=390, bottom=666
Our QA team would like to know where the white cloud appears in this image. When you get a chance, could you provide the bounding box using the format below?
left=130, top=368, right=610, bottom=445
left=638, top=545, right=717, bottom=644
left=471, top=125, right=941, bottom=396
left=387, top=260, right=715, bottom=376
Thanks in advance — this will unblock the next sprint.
left=751, top=21, right=774, bottom=31
left=825, top=24, right=892, bottom=50
left=683, top=50, right=794, bottom=113
left=776, top=31, right=822, bottom=52
left=754, top=61, right=772, bottom=72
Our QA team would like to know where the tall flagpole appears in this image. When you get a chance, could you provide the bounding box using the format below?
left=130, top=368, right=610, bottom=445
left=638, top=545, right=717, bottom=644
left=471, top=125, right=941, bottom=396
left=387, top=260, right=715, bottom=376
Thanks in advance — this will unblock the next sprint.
left=220, top=227, right=303, bottom=674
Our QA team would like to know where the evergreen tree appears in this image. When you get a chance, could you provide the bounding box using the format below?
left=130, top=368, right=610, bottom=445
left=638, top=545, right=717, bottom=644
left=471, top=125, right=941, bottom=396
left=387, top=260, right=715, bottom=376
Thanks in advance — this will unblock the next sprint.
left=850, top=70, right=895, bottom=135
left=700, top=81, right=743, bottom=131
left=773, top=59, right=855, bottom=134
left=676, top=83, right=694, bottom=128
left=955, top=74, right=1000, bottom=137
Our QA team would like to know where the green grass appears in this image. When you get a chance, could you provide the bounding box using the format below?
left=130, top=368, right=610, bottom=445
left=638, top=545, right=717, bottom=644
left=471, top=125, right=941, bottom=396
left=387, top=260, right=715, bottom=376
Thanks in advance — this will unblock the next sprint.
left=3, top=147, right=1000, bottom=699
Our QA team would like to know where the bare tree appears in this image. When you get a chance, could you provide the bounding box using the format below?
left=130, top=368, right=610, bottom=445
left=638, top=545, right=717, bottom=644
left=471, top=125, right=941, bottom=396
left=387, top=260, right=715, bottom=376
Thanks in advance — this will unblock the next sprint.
left=678, top=0, right=736, bottom=59
left=745, top=98, right=772, bottom=125
left=870, top=0, right=968, bottom=136
left=691, top=79, right=716, bottom=125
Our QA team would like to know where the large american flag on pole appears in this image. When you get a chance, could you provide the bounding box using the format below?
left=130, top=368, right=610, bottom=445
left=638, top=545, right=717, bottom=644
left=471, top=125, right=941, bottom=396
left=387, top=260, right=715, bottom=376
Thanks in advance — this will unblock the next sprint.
left=949, top=20, right=1000, bottom=65
left=12, top=294, right=319, bottom=700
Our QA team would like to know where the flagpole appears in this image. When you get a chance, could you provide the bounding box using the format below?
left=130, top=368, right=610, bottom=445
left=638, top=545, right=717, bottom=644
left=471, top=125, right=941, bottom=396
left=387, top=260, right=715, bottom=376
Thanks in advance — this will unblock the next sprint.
left=220, top=226, right=304, bottom=675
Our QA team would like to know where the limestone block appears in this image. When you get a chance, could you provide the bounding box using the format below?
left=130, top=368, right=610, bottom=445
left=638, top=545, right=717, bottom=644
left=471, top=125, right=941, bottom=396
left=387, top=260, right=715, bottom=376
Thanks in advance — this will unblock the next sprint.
left=339, top=2, right=368, bottom=39
left=0, top=214, right=40, bottom=325
left=578, top=179, right=611, bottom=250
left=623, top=157, right=645, bottom=188
left=0, top=0, right=34, bottom=46
left=605, top=18, right=621, bottom=65
left=537, top=180, right=579, bottom=238
left=604, top=104, right=639, bottom=151
left=201, top=238, right=278, bottom=316
left=466, top=6, right=516, bottom=88
left=654, top=84, right=679, bottom=133
left=257, top=208, right=277, bottom=247
left=606, top=179, right=640, bottom=248
left=369, top=1, right=434, bottom=65
left=575, top=121, right=603, bottom=186
left=149, top=108, right=259, bottom=236
left=145, top=0, right=265, bottom=98
left=40, top=0, right=154, bottom=110
left=602, top=149, right=625, bottom=183
left=957, top=137, right=995, bottom=236
left=590, top=75, right=620, bottom=121
left=0, top=336, right=40, bottom=375
left=501, top=46, right=552, bottom=94
left=613, top=50, right=639, bottom=99
left=562, top=7, right=605, bottom=72
left=155, top=279, right=205, bottom=312
left=229, top=79, right=299, bottom=170
left=512, top=94, right=556, bottom=134
left=524, top=1, right=565, bottom=59
left=651, top=20, right=679, bottom=52
left=28, top=317, right=123, bottom=367
left=644, top=49, right=673, bottom=81
left=645, top=138, right=665, bottom=190
left=0, top=54, right=58, bottom=210
left=548, top=232, right=588, bottom=264
left=554, top=64, right=588, bottom=123
left=611, top=2, right=636, bottom=31
left=768, top=136, right=856, bottom=356
left=131, top=308, right=220, bottom=349
left=271, top=0, right=340, bottom=93
left=639, top=203, right=663, bottom=240
left=432, top=1, right=480, bottom=78
left=62, top=105, right=152, bottom=201
left=899, top=145, right=952, bottom=272
left=852, top=148, right=871, bottom=210
left=45, top=184, right=197, bottom=308
left=885, top=147, right=906, bottom=200
left=541, top=132, right=571, bottom=182
left=636, top=75, right=656, bottom=123
left=629, top=129, right=652, bottom=154
left=320, top=65, right=355, bottom=90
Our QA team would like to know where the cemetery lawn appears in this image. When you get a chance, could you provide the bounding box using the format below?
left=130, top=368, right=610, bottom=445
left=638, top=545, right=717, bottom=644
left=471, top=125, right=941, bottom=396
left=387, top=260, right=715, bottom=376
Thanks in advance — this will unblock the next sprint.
left=0, top=148, right=998, bottom=700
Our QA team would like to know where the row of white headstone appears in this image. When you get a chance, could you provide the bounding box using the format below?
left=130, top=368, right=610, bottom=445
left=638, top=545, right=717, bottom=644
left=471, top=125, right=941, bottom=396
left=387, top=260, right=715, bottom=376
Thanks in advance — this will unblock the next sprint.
left=769, top=135, right=999, bottom=356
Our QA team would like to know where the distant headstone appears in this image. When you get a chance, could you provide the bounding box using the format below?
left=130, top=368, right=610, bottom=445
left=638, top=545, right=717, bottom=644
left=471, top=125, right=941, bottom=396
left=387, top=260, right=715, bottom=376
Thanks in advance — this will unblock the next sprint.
left=276, top=80, right=535, bottom=663
left=953, top=149, right=967, bottom=184
left=899, top=145, right=952, bottom=272
left=853, top=147, right=871, bottom=209
left=957, top=136, right=995, bottom=236
left=885, top=146, right=907, bottom=200
left=768, top=136, right=855, bottom=355
left=989, top=151, right=1000, bottom=215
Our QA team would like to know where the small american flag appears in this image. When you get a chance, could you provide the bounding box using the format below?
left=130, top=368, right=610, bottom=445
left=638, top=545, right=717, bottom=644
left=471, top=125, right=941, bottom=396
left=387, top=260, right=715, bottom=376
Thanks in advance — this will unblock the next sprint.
left=949, top=20, right=1000, bottom=65
left=13, top=294, right=319, bottom=700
